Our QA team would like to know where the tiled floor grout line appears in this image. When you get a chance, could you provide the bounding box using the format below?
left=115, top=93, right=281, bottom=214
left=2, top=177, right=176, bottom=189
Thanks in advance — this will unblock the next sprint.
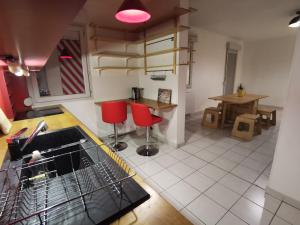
left=272, top=200, right=300, bottom=225
left=182, top=148, right=273, bottom=224
left=212, top=157, right=277, bottom=225
left=178, top=137, right=276, bottom=224
left=226, top=159, right=280, bottom=223
left=267, top=201, right=284, bottom=225
left=117, top=122, right=280, bottom=225
left=124, top=134, right=273, bottom=191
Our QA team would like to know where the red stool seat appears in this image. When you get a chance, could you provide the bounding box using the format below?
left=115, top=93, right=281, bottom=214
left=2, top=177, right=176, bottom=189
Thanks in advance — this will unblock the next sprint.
left=101, top=101, right=128, bottom=151
left=131, top=103, right=162, bottom=127
left=130, top=103, right=162, bottom=156
left=102, top=101, right=127, bottom=124
left=151, top=115, right=162, bottom=124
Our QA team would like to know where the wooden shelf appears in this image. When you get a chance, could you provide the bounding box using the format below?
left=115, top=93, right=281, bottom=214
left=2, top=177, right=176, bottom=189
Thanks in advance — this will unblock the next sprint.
left=147, top=63, right=189, bottom=69
left=90, top=35, right=138, bottom=43
left=93, top=66, right=143, bottom=71
left=90, top=25, right=190, bottom=44
left=146, top=47, right=189, bottom=57
left=92, top=47, right=188, bottom=59
left=93, top=63, right=188, bottom=72
left=135, top=25, right=190, bottom=44
left=92, top=51, right=142, bottom=58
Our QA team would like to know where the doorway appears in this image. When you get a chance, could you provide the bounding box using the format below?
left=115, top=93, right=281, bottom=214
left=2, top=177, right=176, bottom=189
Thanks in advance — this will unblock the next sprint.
left=223, top=44, right=238, bottom=95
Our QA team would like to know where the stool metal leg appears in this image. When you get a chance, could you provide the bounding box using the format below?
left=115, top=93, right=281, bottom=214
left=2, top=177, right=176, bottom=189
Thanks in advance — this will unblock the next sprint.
left=137, top=126, right=159, bottom=156
left=110, top=124, right=127, bottom=151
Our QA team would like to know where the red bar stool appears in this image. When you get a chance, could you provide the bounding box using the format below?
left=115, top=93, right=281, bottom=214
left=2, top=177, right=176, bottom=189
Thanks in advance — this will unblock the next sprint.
left=101, top=101, right=128, bottom=151
left=130, top=103, right=162, bottom=156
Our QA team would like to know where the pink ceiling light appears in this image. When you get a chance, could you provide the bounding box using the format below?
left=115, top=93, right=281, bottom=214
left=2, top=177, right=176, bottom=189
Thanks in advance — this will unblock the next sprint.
left=115, top=0, right=151, bottom=23
left=59, top=48, right=73, bottom=60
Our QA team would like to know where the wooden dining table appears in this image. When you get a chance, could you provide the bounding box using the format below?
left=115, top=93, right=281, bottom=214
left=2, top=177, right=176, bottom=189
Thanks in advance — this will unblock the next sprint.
left=209, top=93, right=268, bottom=128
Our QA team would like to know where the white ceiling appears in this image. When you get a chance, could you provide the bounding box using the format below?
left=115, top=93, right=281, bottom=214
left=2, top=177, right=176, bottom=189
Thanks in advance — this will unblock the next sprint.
left=190, top=0, right=300, bottom=41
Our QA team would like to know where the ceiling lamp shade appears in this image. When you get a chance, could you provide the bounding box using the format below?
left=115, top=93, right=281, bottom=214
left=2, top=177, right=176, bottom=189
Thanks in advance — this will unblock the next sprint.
left=7, top=62, right=30, bottom=77
left=59, top=48, right=73, bottom=59
left=115, top=0, right=151, bottom=23
left=289, top=11, right=300, bottom=28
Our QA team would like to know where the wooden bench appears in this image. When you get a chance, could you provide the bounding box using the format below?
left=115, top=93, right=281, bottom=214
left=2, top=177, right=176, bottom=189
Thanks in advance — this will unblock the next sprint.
left=202, top=104, right=222, bottom=129
left=257, top=107, right=276, bottom=129
left=232, top=113, right=261, bottom=141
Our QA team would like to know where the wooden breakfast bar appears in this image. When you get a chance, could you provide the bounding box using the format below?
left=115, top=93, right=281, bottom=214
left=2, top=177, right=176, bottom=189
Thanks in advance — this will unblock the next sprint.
left=209, top=93, right=268, bottom=128
left=95, top=98, right=177, bottom=111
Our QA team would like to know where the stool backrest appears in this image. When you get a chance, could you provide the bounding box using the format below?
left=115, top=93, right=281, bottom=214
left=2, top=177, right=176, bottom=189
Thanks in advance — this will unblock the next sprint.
left=130, top=103, right=153, bottom=127
left=101, top=101, right=127, bottom=124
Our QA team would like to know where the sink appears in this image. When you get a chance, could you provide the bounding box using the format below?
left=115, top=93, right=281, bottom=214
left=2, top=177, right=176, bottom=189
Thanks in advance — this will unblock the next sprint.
left=2, top=126, right=150, bottom=225
left=19, top=126, right=86, bottom=156
left=20, top=127, right=94, bottom=178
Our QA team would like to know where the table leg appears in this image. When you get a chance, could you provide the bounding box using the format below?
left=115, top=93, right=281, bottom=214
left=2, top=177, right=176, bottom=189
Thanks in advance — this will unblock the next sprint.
left=251, top=100, right=258, bottom=114
left=221, top=102, right=227, bottom=129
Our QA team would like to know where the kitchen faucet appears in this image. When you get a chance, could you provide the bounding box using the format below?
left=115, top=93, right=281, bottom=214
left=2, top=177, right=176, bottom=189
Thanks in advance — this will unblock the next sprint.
left=20, top=120, right=48, bottom=152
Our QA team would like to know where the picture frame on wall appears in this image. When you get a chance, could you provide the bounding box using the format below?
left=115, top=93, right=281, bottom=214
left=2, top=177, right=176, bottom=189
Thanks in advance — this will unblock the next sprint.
left=157, top=88, right=172, bottom=104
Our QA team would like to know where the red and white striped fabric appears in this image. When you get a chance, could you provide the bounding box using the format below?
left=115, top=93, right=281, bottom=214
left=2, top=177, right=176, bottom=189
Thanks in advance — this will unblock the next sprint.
left=57, top=39, right=85, bottom=95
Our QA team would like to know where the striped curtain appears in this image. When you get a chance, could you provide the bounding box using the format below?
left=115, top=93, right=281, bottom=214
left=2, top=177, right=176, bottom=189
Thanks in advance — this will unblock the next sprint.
left=57, top=39, right=85, bottom=95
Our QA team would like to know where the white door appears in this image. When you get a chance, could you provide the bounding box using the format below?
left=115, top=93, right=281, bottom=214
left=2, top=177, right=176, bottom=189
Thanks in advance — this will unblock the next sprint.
left=223, top=49, right=238, bottom=95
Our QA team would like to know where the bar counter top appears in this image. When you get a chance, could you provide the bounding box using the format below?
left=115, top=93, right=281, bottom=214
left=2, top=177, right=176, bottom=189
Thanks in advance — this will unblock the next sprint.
left=0, top=106, right=191, bottom=225
left=95, top=98, right=177, bottom=111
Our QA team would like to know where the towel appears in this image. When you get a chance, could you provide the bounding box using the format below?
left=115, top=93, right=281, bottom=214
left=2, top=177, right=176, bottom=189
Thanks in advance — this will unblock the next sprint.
left=0, top=108, right=12, bottom=134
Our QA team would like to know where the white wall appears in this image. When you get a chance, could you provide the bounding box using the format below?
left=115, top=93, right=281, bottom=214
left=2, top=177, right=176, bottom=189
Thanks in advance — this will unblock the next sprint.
left=242, top=35, right=296, bottom=107
left=62, top=98, right=99, bottom=134
left=136, top=0, right=189, bottom=147
left=186, top=27, right=243, bottom=114
left=44, top=49, right=64, bottom=96
left=268, top=30, right=300, bottom=205
left=87, top=28, right=141, bottom=136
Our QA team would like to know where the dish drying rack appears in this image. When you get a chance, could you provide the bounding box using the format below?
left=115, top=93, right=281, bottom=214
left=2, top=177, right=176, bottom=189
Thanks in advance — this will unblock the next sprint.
left=0, top=142, right=136, bottom=225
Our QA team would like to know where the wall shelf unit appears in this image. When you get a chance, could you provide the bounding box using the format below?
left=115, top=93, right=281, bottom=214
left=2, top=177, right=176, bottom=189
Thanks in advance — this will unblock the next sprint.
left=145, top=47, right=189, bottom=57
left=93, top=66, right=143, bottom=75
left=92, top=47, right=188, bottom=59
left=92, top=51, right=142, bottom=58
left=94, top=66, right=143, bottom=71
left=90, top=6, right=195, bottom=76
left=135, top=25, right=190, bottom=44
left=90, top=25, right=190, bottom=44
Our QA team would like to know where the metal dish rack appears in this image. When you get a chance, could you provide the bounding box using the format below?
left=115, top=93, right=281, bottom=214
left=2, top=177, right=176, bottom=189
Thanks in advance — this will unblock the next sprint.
left=0, top=143, right=136, bottom=225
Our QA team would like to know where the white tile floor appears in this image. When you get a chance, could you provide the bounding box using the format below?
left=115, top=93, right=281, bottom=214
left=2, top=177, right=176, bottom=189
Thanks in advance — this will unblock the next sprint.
left=103, top=112, right=300, bottom=225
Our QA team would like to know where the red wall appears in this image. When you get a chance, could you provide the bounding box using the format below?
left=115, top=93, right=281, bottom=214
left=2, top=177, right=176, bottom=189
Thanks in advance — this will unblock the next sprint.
left=5, top=73, right=30, bottom=113
left=0, top=69, right=14, bottom=119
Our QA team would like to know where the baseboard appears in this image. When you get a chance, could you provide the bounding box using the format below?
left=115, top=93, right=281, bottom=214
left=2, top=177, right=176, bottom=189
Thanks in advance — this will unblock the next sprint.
left=155, top=133, right=184, bottom=149
left=185, top=111, right=202, bottom=121
left=266, top=186, right=300, bottom=210
left=259, top=104, right=284, bottom=110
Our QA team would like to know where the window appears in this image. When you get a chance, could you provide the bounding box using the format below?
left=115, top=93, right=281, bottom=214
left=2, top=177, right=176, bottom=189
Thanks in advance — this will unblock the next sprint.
left=29, top=26, right=91, bottom=103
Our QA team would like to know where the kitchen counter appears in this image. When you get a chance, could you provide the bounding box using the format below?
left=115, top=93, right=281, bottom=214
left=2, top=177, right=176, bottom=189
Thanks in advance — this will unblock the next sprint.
left=0, top=106, right=192, bottom=225
left=95, top=98, right=177, bottom=111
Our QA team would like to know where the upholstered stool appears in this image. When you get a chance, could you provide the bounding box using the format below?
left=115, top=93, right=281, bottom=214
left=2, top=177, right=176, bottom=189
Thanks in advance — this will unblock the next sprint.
left=257, top=107, right=276, bottom=129
left=202, top=106, right=222, bottom=129
left=101, top=101, right=128, bottom=151
left=232, top=114, right=261, bottom=141
left=130, top=103, right=162, bottom=156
